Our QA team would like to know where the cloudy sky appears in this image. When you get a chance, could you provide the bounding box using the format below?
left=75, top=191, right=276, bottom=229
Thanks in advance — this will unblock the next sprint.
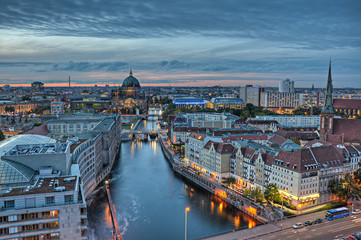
left=1, top=0, right=361, bottom=87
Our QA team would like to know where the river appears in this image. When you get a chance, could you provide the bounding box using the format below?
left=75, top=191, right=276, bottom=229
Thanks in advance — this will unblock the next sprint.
left=88, top=120, right=256, bottom=240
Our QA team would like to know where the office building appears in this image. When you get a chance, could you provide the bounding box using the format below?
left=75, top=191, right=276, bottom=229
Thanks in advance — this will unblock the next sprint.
left=279, top=79, right=294, bottom=93
left=239, top=85, right=264, bottom=106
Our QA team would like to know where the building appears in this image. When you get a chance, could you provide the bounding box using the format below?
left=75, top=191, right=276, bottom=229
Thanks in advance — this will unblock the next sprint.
left=1, top=143, right=71, bottom=177
left=254, top=115, right=320, bottom=128
left=319, top=60, right=361, bottom=145
left=202, top=141, right=234, bottom=180
left=302, top=92, right=325, bottom=107
left=210, top=97, right=245, bottom=110
left=172, top=98, right=206, bottom=109
left=70, top=99, right=110, bottom=112
left=179, top=112, right=239, bottom=129
left=0, top=135, right=56, bottom=189
left=47, top=114, right=108, bottom=138
left=239, top=85, right=264, bottom=106
left=51, top=102, right=65, bottom=115
left=111, top=70, right=145, bottom=113
left=279, top=79, right=294, bottom=93
left=31, top=81, right=44, bottom=92
left=0, top=176, right=88, bottom=239
left=71, top=115, right=121, bottom=199
left=260, top=92, right=302, bottom=108
left=333, top=99, right=361, bottom=116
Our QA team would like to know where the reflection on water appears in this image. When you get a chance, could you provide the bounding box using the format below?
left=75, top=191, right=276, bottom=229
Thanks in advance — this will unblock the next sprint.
left=88, top=121, right=257, bottom=240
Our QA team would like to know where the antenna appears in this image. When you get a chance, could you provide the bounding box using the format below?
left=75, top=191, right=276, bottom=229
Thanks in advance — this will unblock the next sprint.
left=69, top=76, right=71, bottom=88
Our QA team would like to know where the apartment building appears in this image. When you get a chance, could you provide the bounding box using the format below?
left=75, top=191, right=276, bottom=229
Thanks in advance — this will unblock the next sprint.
left=0, top=176, right=87, bottom=239
left=261, top=92, right=303, bottom=108
left=254, top=115, right=320, bottom=128
left=202, top=141, right=234, bottom=180
left=71, top=116, right=122, bottom=199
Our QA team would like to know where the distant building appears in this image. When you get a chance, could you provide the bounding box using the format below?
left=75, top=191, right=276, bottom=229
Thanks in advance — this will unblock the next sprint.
left=254, top=115, right=320, bottom=128
left=51, top=102, right=65, bottom=115
left=210, top=97, right=245, bottom=110
left=333, top=99, right=361, bottom=116
left=260, top=92, right=302, bottom=108
left=319, top=60, right=361, bottom=145
left=31, top=81, right=44, bottom=92
left=172, top=98, right=206, bottom=109
left=111, top=70, right=145, bottom=113
left=279, top=79, right=294, bottom=93
left=239, top=85, right=264, bottom=106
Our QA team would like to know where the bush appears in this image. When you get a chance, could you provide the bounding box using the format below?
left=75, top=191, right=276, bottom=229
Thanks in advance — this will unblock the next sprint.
left=274, top=200, right=297, bottom=210
left=319, top=202, right=346, bottom=211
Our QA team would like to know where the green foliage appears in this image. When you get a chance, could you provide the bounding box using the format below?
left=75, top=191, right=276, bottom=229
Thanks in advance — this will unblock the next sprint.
left=264, top=184, right=281, bottom=203
left=250, top=186, right=264, bottom=203
left=354, top=161, right=361, bottom=184
left=318, top=202, right=346, bottom=211
left=293, top=106, right=321, bottom=116
left=225, top=176, right=236, bottom=186
left=244, top=188, right=251, bottom=197
left=274, top=199, right=297, bottom=210
left=0, top=130, right=5, bottom=141
left=21, top=96, right=31, bottom=101
left=329, top=173, right=361, bottom=204
left=5, top=106, right=15, bottom=113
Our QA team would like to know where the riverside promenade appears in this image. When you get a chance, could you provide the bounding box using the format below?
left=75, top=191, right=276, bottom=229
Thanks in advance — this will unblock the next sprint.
left=159, top=136, right=269, bottom=224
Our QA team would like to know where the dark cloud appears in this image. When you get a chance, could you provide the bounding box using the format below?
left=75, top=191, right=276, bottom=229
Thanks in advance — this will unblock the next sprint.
left=51, top=61, right=128, bottom=72
left=0, top=0, right=360, bottom=49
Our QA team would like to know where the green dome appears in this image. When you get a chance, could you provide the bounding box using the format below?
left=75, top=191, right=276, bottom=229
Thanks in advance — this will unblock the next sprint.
left=122, top=70, right=140, bottom=88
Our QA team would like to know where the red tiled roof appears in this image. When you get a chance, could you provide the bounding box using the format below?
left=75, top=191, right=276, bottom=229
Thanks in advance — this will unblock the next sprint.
left=25, top=123, right=50, bottom=136
left=268, top=134, right=288, bottom=145
left=333, top=99, right=361, bottom=109
left=276, top=145, right=345, bottom=172
left=203, top=141, right=234, bottom=154
left=329, top=119, right=361, bottom=144
left=189, top=132, right=207, bottom=141
left=276, top=130, right=318, bottom=140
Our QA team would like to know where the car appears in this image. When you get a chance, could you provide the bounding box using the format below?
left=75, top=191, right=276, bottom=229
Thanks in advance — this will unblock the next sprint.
left=347, top=235, right=356, bottom=240
left=312, top=218, right=323, bottom=224
left=352, top=232, right=361, bottom=240
left=304, top=220, right=312, bottom=226
left=293, top=222, right=303, bottom=229
left=352, top=209, right=361, bottom=215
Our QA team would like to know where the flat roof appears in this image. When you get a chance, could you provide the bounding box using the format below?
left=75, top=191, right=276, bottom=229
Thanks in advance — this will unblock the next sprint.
left=5, top=143, right=67, bottom=156
left=0, top=176, right=77, bottom=197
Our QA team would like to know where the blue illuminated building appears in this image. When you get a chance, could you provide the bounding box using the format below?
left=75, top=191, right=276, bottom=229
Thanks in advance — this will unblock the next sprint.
left=173, top=98, right=206, bottom=109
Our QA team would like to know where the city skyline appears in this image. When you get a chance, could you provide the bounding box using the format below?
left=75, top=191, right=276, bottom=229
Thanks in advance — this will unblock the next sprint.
left=1, top=0, right=361, bottom=88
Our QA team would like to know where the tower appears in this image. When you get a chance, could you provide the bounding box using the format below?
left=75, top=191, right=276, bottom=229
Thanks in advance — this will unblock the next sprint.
left=319, top=58, right=334, bottom=141
left=69, top=76, right=71, bottom=88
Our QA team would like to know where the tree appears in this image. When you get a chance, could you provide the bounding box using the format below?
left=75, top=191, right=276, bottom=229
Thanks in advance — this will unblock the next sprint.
left=0, top=130, right=5, bottom=141
left=353, top=161, right=361, bottom=184
left=225, top=176, right=236, bottom=186
left=264, top=184, right=281, bottom=203
left=244, top=103, right=255, bottom=118
left=5, top=106, right=15, bottom=113
left=250, top=186, right=264, bottom=203
left=329, top=173, right=361, bottom=205
left=244, top=188, right=251, bottom=197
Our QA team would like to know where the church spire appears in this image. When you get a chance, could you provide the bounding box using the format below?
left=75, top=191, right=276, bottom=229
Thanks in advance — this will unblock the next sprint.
left=321, top=58, right=334, bottom=114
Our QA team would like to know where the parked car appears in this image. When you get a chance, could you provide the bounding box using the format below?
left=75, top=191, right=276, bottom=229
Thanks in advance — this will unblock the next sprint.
left=312, top=218, right=323, bottom=224
left=352, top=209, right=361, bottom=215
left=352, top=232, right=361, bottom=240
left=347, top=235, right=356, bottom=240
left=293, top=222, right=303, bottom=229
left=304, top=220, right=312, bottom=226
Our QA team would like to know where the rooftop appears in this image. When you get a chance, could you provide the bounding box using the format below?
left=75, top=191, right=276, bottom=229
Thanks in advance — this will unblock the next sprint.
left=5, top=143, right=67, bottom=156
left=0, top=176, right=78, bottom=197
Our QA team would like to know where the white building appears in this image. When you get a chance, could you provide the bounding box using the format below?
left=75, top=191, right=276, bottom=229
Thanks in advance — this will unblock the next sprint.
left=0, top=176, right=88, bottom=239
left=279, top=79, right=294, bottom=93
left=254, top=115, right=320, bottom=128
left=51, top=102, right=65, bottom=115
left=261, top=92, right=303, bottom=108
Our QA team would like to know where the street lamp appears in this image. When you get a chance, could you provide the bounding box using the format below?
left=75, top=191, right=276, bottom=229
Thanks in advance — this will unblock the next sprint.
left=185, top=207, right=190, bottom=240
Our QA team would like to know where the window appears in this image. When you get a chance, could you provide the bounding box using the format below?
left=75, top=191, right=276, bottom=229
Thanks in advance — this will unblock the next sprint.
left=4, top=200, right=14, bottom=209
left=65, top=195, right=73, bottom=204
left=45, top=196, right=55, bottom=205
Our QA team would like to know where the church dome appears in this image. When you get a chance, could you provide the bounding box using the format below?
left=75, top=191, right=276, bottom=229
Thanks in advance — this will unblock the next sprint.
left=122, top=70, right=140, bottom=88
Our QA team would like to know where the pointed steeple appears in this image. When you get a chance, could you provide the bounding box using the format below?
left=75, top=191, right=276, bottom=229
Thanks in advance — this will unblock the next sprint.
left=129, top=68, right=133, bottom=76
left=321, top=58, right=334, bottom=114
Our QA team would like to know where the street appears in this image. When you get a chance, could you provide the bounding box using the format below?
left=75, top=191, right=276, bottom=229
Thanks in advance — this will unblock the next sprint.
left=250, top=214, right=361, bottom=240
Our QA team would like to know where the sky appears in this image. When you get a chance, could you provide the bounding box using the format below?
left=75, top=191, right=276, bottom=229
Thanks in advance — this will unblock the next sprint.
left=0, top=0, right=361, bottom=88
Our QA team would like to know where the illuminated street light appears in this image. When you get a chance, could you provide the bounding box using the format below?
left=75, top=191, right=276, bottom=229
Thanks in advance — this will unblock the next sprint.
left=185, top=207, right=190, bottom=240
